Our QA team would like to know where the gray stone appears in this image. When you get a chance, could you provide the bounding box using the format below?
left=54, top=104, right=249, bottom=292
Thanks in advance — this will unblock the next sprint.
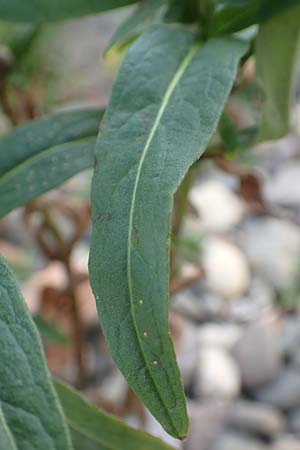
left=228, top=400, right=285, bottom=438
left=278, top=316, right=300, bottom=371
left=264, top=162, right=300, bottom=208
left=255, top=368, right=300, bottom=411
left=189, top=180, right=244, bottom=233
left=233, top=321, right=282, bottom=389
left=228, top=277, right=274, bottom=322
left=279, top=317, right=300, bottom=361
left=184, top=400, right=229, bottom=450
left=240, top=218, right=300, bottom=290
left=96, top=368, right=127, bottom=406
left=195, top=346, right=241, bottom=399
left=172, top=285, right=224, bottom=322
left=175, top=321, right=198, bottom=387
left=202, top=237, right=250, bottom=299
left=251, top=134, right=300, bottom=174
left=272, top=436, right=300, bottom=450
left=197, top=323, right=242, bottom=350
left=280, top=317, right=300, bottom=357
left=288, top=409, right=300, bottom=433
left=212, top=432, right=268, bottom=450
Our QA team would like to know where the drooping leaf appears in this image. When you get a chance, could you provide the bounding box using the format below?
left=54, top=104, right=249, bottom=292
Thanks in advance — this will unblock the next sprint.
left=0, top=255, right=72, bottom=450
left=33, top=315, right=70, bottom=346
left=0, top=408, right=17, bottom=450
left=106, top=0, right=169, bottom=54
left=256, top=4, right=300, bottom=141
left=209, top=0, right=299, bottom=35
left=0, top=108, right=102, bottom=177
left=0, top=0, right=137, bottom=23
left=0, top=107, right=104, bottom=217
left=219, top=112, right=258, bottom=153
left=54, top=379, right=175, bottom=450
left=0, top=22, right=40, bottom=61
left=89, top=25, right=247, bottom=438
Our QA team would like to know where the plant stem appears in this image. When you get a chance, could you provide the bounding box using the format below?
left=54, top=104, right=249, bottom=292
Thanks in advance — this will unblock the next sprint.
left=40, top=208, right=87, bottom=388
left=65, top=260, right=86, bottom=389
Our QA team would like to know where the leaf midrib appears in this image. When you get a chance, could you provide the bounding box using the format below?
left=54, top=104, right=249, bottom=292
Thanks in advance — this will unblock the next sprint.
left=126, top=42, right=200, bottom=435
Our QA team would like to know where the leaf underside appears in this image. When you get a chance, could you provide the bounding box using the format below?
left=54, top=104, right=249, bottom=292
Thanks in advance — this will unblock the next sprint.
left=0, top=107, right=103, bottom=218
left=0, top=0, right=137, bottom=22
left=256, top=4, right=300, bottom=140
left=55, top=379, right=174, bottom=450
left=89, top=25, right=247, bottom=438
left=0, top=255, right=72, bottom=450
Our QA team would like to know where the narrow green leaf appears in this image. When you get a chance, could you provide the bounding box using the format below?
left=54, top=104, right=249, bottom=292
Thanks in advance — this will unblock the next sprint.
left=0, top=255, right=72, bottom=449
left=0, top=139, right=95, bottom=217
left=256, top=4, right=300, bottom=141
left=218, top=113, right=258, bottom=152
left=106, top=0, right=169, bottom=54
left=33, top=314, right=70, bottom=346
left=0, top=107, right=104, bottom=217
left=0, top=408, right=17, bottom=450
left=54, top=379, right=174, bottom=450
left=209, top=0, right=299, bottom=35
left=0, top=22, right=40, bottom=60
left=0, top=108, right=102, bottom=177
left=0, top=0, right=137, bottom=23
left=89, top=25, right=247, bottom=438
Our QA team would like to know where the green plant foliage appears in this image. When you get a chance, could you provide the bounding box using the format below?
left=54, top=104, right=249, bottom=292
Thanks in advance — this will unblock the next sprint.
left=256, top=4, right=300, bottom=140
left=89, top=24, right=247, bottom=438
left=9, top=23, right=40, bottom=58
left=54, top=379, right=175, bottom=450
left=0, top=108, right=104, bottom=217
left=219, top=112, right=257, bottom=152
left=210, top=0, right=299, bottom=35
left=0, top=0, right=138, bottom=23
left=106, top=0, right=168, bottom=54
left=0, top=255, right=72, bottom=450
left=33, top=315, right=70, bottom=346
left=0, top=0, right=298, bottom=447
left=165, top=0, right=200, bottom=23
left=0, top=408, right=17, bottom=450
left=71, top=430, right=107, bottom=450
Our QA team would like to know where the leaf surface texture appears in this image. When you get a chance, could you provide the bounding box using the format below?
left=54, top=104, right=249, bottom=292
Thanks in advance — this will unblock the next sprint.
left=89, top=25, right=247, bottom=437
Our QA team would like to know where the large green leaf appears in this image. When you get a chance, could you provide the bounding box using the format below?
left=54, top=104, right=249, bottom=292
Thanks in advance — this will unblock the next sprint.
left=89, top=25, right=247, bottom=438
left=256, top=4, right=300, bottom=141
left=0, top=255, right=72, bottom=449
left=0, top=107, right=104, bottom=217
left=209, top=0, right=299, bottom=35
left=0, top=408, right=17, bottom=450
left=54, top=379, right=174, bottom=450
left=71, top=429, right=107, bottom=450
left=0, top=0, right=137, bottom=23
